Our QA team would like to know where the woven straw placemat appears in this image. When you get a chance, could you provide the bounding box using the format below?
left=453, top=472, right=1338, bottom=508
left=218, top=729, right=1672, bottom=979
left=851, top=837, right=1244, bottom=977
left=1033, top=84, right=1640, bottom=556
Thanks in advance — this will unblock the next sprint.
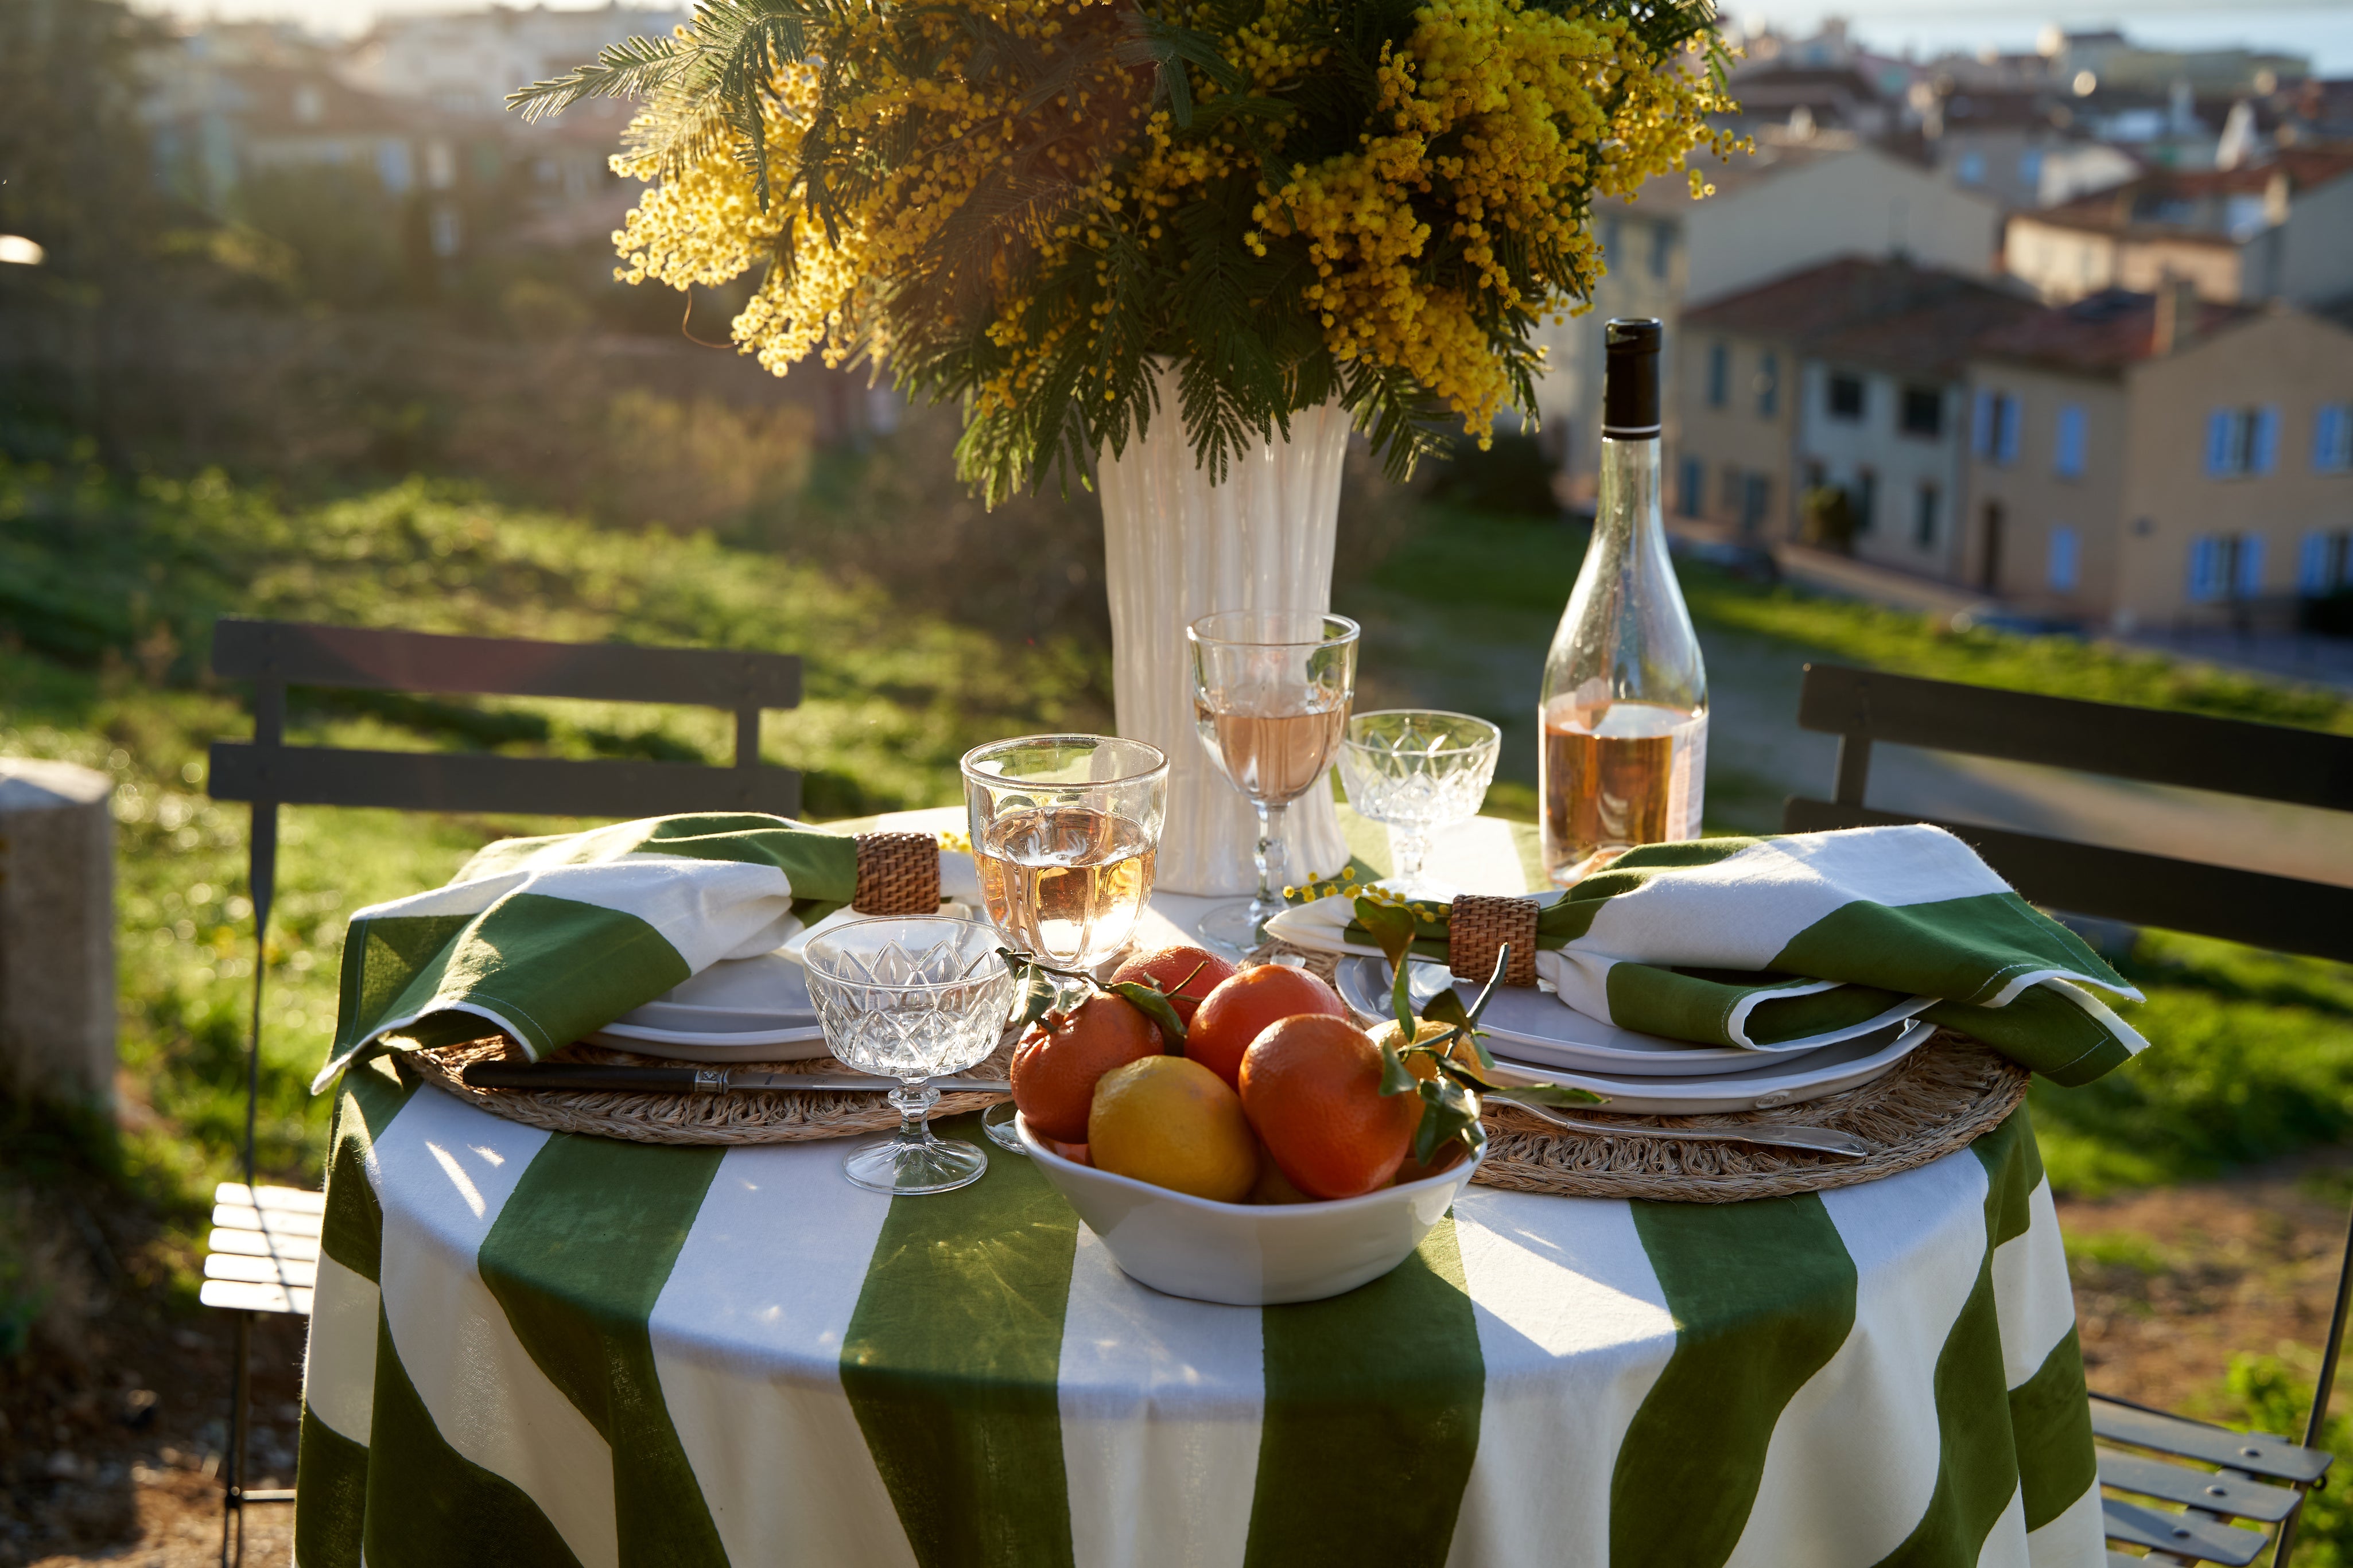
left=1256, top=940, right=2029, bottom=1204
left=410, top=1037, right=1014, bottom=1146
left=404, top=948, right=2028, bottom=1200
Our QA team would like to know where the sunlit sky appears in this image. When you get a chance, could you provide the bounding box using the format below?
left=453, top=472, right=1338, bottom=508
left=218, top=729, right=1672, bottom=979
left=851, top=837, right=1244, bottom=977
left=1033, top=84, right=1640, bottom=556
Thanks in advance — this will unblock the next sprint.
left=131, top=0, right=2353, bottom=75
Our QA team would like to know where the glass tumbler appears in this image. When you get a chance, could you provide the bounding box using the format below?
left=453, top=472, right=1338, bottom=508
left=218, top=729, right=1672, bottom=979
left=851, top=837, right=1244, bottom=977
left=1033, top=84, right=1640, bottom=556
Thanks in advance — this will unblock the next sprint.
left=1337, top=710, right=1502, bottom=893
left=960, top=735, right=1168, bottom=975
left=802, top=917, right=1018, bottom=1195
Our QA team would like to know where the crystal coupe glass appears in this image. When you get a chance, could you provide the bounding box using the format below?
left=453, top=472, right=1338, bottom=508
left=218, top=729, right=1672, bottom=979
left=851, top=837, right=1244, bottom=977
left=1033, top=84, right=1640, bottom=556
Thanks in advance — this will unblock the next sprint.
left=803, top=917, right=1018, bottom=1195
left=1337, top=710, right=1502, bottom=893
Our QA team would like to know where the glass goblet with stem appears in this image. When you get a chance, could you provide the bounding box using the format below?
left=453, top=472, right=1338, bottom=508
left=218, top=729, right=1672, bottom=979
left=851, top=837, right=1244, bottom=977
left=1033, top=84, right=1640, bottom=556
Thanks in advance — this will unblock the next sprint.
left=960, top=734, right=1167, bottom=1150
left=1337, top=710, right=1502, bottom=896
left=802, top=916, right=1018, bottom=1195
left=1187, top=611, right=1361, bottom=955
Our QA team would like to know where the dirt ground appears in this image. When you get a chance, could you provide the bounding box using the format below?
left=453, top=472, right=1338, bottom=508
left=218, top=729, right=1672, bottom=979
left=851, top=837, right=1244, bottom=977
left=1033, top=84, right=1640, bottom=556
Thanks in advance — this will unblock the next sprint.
left=8, top=1154, right=2350, bottom=1566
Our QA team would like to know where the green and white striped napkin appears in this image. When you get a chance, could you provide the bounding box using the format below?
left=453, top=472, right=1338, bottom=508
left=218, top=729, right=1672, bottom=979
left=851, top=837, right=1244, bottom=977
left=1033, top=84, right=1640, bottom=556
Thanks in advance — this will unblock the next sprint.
left=316, top=813, right=937, bottom=1092
left=1264, top=825, right=2148, bottom=1087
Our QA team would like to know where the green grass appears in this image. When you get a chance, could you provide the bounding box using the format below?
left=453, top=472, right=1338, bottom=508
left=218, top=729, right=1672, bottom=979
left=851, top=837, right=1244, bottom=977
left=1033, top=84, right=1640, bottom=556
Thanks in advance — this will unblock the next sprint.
left=0, top=458, right=1104, bottom=1219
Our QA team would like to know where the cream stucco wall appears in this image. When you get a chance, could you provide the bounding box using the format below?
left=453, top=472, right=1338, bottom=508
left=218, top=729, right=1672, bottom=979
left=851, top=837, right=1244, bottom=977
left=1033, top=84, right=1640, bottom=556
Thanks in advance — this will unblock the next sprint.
left=1671, top=332, right=1801, bottom=539
left=1959, top=367, right=2131, bottom=611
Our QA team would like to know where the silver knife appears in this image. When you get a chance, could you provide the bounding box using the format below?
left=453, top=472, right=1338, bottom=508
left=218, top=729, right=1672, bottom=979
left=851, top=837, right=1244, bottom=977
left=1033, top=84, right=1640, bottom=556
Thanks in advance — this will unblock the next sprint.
left=1495, top=1098, right=1873, bottom=1158
left=463, top=1063, right=1011, bottom=1095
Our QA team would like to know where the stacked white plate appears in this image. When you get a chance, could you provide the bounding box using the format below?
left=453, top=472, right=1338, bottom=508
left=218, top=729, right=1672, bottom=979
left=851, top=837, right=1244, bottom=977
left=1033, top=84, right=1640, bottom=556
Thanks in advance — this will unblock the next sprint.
left=1334, top=957, right=1935, bottom=1115
left=587, top=952, right=831, bottom=1062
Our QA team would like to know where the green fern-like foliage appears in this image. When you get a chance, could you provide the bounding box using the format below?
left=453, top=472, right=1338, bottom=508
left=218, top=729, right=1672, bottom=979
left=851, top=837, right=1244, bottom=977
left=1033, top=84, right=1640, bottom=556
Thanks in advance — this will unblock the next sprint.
left=512, top=0, right=1735, bottom=503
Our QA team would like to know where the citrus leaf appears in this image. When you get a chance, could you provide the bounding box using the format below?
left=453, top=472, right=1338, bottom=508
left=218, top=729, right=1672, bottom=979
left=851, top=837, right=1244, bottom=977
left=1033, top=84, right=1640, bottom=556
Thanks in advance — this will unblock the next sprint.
left=1354, top=896, right=1419, bottom=1026
left=1106, top=979, right=1189, bottom=1053
left=1412, top=1076, right=1482, bottom=1166
left=1377, top=1042, right=1418, bottom=1097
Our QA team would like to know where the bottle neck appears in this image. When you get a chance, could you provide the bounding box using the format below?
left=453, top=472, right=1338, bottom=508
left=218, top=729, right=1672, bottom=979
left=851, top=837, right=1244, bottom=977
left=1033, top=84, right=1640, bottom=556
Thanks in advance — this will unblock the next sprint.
left=1595, top=434, right=1661, bottom=545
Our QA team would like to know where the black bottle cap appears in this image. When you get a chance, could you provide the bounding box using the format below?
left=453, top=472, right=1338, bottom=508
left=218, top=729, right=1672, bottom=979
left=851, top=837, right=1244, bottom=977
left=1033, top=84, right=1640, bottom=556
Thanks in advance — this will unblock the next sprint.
left=1602, top=317, right=1662, bottom=440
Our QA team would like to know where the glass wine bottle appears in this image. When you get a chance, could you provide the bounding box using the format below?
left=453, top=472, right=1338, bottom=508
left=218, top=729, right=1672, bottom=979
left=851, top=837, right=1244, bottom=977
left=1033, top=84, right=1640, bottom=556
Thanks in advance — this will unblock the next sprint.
left=1539, top=317, right=1709, bottom=886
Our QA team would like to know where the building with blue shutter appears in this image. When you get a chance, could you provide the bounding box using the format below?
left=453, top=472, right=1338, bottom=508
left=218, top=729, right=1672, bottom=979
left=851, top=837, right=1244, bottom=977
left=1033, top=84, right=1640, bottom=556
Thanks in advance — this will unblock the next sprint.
left=1962, top=283, right=2353, bottom=629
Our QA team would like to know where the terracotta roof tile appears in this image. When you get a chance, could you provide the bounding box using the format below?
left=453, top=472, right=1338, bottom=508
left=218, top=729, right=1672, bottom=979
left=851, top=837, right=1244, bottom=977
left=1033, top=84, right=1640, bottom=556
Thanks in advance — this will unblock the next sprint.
left=1968, top=288, right=2256, bottom=373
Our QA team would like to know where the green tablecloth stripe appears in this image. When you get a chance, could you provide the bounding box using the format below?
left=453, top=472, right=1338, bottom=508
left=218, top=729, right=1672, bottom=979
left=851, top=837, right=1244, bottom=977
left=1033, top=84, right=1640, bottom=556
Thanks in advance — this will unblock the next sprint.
left=363, top=1309, right=585, bottom=1568
left=319, top=1054, right=420, bottom=1285
left=294, top=1409, right=370, bottom=1568
left=841, top=1118, right=1082, bottom=1568
left=1242, top=1217, right=1485, bottom=1568
left=1610, top=1194, right=1860, bottom=1568
left=478, top=1136, right=728, bottom=1568
left=1973, top=1107, right=2043, bottom=1250
left=2010, top=1329, right=2097, bottom=1531
left=335, top=912, right=473, bottom=1048
left=1862, top=1232, right=2019, bottom=1565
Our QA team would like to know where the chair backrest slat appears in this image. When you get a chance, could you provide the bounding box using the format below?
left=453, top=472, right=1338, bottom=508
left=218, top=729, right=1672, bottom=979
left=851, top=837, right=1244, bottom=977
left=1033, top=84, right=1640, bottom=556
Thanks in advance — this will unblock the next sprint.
left=212, top=618, right=802, bottom=710
left=207, top=743, right=801, bottom=820
left=1796, top=662, right=2353, bottom=812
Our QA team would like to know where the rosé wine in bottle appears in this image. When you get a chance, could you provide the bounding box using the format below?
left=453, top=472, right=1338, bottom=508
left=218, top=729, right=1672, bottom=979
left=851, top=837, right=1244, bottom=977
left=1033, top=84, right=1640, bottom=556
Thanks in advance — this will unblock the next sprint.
left=1539, top=318, right=1708, bottom=885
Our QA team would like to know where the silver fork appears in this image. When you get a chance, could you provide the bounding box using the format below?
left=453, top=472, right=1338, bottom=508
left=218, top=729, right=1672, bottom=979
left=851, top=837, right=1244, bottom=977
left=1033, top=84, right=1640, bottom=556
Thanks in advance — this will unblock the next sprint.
left=1494, top=1098, right=1873, bottom=1158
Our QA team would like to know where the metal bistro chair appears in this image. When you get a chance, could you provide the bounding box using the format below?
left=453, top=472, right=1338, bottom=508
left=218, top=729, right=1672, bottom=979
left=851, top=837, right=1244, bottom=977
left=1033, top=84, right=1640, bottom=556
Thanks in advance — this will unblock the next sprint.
left=1788, top=662, right=2353, bottom=1567
left=200, top=617, right=802, bottom=1565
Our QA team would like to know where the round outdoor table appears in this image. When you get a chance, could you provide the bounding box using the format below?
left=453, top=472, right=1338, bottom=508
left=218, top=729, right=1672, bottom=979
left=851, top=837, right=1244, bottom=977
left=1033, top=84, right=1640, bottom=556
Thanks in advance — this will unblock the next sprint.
left=290, top=810, right=2104, bottom=1566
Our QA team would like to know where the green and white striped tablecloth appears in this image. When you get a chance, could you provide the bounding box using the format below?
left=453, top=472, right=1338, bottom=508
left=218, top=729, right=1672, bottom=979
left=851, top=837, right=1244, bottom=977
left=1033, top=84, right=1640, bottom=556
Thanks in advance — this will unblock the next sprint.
left=293, top=1053, right=2102, bottom=1567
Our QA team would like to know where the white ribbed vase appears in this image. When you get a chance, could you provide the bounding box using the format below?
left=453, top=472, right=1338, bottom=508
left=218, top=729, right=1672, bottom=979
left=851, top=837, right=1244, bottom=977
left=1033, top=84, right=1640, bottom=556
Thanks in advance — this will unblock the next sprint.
left=1098, top=391, right=1353, bottom=896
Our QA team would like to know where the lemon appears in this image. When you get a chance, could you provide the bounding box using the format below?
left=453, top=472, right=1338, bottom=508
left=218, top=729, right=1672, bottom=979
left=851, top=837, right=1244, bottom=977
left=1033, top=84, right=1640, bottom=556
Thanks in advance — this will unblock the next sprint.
left=1088, top=1056, right=1259, bottom=1203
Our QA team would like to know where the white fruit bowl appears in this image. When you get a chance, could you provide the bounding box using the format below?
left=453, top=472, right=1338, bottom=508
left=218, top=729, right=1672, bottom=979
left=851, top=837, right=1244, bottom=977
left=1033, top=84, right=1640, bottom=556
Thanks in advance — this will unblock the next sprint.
left=1015, top=1114, right=1483, bottom=1306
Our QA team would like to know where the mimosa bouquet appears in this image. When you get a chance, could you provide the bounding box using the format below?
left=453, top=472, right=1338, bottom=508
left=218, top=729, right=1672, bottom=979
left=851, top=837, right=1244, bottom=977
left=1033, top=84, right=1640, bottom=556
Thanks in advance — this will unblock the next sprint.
left=516, top=0, right=1739, bottom=500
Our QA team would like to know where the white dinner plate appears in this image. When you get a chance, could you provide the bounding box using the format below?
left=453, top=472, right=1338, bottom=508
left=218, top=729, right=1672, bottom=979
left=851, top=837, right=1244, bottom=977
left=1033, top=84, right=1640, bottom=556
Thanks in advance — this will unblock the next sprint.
left=1336, top=956, right=1926, bottom=1078
left=1483, top=1020, right=1937, bottom=1115
left=586, top=951, right=833, bottom=1062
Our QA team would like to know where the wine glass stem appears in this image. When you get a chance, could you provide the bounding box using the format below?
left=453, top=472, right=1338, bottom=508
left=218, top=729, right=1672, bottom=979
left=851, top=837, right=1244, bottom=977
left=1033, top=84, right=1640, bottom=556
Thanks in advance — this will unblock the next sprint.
left=1253, top=800, right=1286, bottom=909
left=1394, top=826, right=1430, bottom=881
left=890, top=1082, right=940, bottom=1142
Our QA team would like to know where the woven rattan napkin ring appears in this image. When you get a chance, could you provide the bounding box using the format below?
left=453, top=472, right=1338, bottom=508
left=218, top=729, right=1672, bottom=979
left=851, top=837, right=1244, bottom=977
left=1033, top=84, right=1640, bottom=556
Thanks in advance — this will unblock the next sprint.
left=1449, top=894, right=1539, bottom=986
left=852, top=831, right=941, bottom=915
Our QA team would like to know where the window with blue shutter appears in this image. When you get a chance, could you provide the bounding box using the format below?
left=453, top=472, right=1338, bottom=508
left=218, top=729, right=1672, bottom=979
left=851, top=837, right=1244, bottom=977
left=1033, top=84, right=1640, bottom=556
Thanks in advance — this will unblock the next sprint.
left=2055, top=404, right=2086, bottom=477
left=2235, top=534, right=2266, bottom=596
left=1677, top=457, right=1704, bottom=518
left=1973, top=390, right=1995, bottom=456
left=1707, top=344, right=1728, bottom=408
left=1995, top=395, right=2021, bottom=464
left=2188, top=536, right=2222, bottom=601
left=2315, top=404, right=2352, bottom=472
left=2252, top=406, right=2280, bottom=474
left=2048, top=526, right=2080, bottom=592
left=2207, top=410, right=2234, bottom=476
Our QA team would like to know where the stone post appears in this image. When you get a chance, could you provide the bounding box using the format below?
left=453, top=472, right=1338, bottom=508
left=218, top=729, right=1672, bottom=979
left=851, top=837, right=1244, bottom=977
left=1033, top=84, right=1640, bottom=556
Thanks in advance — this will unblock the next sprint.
left=0, top=760, right=117, bottom=1111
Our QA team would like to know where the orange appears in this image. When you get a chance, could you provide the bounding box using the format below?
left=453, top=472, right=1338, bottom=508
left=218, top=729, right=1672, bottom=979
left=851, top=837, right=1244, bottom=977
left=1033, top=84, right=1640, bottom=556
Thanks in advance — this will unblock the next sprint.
left=1088, top=1056, right=1259, bottom=1203
left=1186, top=964, right=1347, bottom=1089
left=1110, top=944, right=1238, bottom=1025
left=1011, top=993, right=1163, bottom=1143
left=1238, top=1014, right=1422, bottom=1200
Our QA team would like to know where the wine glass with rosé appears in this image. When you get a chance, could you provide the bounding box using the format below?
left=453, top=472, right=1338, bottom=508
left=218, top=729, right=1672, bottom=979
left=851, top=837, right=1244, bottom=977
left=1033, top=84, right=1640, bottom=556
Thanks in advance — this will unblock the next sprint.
left=1187, top=611, right=1360, bottom=955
